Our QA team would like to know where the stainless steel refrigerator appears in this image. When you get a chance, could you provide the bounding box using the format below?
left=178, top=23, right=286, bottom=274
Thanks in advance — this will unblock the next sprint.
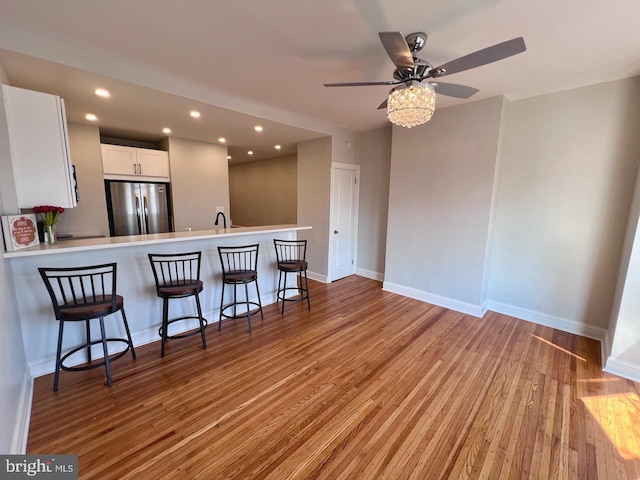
left=105, top=180, right=172, bottom=236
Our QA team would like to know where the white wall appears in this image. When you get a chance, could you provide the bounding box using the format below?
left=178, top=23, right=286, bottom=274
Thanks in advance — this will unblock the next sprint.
left=0, top=58, right=31, bottom=454
left=164, top=137, right=229, bottom=232
left=0, top=68, right=18, bottom=214
left=357, top=126, right=391, bottom=280
left=297, top=136, right=332, bottom=278
left=489, top=78, right=640, bottom=331
left=55, top=123, right=109, bottom=236
left=384, top=96, right=504, bottom=312
left=229, top=155, right=297, bottom=227
left=604, top=78, right=640, bottom=379
left=608, top=207, right=640, bottom=380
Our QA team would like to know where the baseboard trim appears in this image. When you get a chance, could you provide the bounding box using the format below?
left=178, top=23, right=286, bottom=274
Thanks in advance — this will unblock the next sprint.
left=487, top=301, right=608, bottom=343
left=307, top=271, right=329, bottom=283
left=381, top=283, right=612, bottom=369
left=604, top=356, right=640, bottom=382
left=356, top=268, right=384, bottom=282
left=11, top=369, right=33, bottom=454
left=382, top=281, right=485, bottom=317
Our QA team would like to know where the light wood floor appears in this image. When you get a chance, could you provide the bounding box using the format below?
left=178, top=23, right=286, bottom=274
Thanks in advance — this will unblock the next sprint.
left=28, top=276, right=640, bottom=479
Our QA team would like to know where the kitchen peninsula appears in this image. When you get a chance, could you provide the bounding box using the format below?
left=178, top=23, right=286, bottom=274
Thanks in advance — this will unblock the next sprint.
left=5, top=224, right=311, bottom=376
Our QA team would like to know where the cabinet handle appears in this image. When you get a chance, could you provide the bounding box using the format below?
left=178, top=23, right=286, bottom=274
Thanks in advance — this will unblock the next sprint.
left=133, top=163, right=137, bottom=174
left=138, top=163, right=142, bottom=174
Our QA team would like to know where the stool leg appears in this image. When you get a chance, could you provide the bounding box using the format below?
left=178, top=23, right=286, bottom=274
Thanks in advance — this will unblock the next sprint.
left=244, top=282, right=252, bottom=333
left=281, top=271, right=287, bottom=314
left=85, top=319, right=92, bottom=363
left=218, top=283, right=225, bottom=331
left=233, top=284, right=238, bottom=318
left=161, top=298, right=169, bottom=358
left=255, top=278, right=264, bottom=319
left=277, top=269, right=283, bottom=308
left=99, top=317, right=112, bottom=387
left=304, top=269, right=311, bottom=311
left=53, top=320, right=65, bottom=392
left=195, top=293, right=207, bottom=349
left=121, top=308, right=136, bottom=359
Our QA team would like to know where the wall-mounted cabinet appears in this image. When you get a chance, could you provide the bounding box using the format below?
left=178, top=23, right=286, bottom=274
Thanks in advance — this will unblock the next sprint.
left=2, top=85, right=77, bottom=209
left=101, top=144, right=169, bottom=180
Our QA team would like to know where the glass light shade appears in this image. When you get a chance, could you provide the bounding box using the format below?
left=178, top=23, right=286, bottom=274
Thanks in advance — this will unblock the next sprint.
left=387, top=83, right=436, bottom=128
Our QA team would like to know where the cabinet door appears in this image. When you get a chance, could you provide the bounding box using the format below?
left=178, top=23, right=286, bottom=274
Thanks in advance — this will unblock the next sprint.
left=137, top=149, right=169, bottom=178
left=3, top=85, right=77, bottom=209
left=102, top=145, right=137, bottom=175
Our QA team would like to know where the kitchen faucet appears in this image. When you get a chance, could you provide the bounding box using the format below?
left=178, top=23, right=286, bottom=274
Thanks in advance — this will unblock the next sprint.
left=215, top=211, right=227, bottom=229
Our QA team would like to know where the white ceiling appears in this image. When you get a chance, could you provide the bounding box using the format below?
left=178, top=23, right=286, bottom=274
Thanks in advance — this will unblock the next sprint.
left=1, top=0, right=639, bottom=160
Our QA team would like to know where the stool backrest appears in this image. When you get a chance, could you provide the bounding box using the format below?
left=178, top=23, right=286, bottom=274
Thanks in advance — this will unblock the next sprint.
left=148, top=251, right=202, bottom=295
left=218, top=244, right=259, bottom=274
left=274, top=239, right=307, bottom=264
left=38, top=263, right=118, bottom=320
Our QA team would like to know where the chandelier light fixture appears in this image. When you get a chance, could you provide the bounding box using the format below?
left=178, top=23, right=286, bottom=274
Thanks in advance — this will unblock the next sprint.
left=387, top=83, right=436, bottom=128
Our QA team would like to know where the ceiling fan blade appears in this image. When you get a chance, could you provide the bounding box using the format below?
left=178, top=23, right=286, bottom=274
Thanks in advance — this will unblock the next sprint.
left=377, top=99, right=388, bottom=110
left=432, top=82, right=479, bottom=99
left=379, top=31, right=415, bottom=70
left=430, top=37, right=526, bottom=78
left=324, top=81, right=399, bottom=87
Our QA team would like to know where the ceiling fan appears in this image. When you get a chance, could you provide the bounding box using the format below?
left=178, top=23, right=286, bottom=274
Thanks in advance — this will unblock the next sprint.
left=324, top=32, right=526, bottom=127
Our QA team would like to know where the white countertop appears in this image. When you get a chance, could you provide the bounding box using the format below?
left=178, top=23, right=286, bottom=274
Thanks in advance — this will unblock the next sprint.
left=3, top=224, right=311, bottom=258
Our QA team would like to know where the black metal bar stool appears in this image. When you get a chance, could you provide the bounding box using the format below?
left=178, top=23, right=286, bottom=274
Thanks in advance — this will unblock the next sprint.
left=218, top=244, right=263, bottom=333
left=274, top=239, right=311, bottom=314
left=148, top=251, right=207, bottom=357
left=39, top=263, right=136, bottom=392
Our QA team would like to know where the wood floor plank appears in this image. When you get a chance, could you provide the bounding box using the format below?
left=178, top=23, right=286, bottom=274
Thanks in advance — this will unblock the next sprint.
left=27, top=275, right=640, bottom=479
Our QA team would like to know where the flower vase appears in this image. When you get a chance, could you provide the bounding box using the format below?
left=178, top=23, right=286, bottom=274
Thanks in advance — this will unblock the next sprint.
left=45, top=225, right=56, bottom=245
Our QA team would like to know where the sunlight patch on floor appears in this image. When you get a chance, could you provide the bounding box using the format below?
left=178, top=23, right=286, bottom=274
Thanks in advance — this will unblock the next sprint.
left=582, top=392, right=640, bottom=460
left=528, top=334, right=587, bottom=362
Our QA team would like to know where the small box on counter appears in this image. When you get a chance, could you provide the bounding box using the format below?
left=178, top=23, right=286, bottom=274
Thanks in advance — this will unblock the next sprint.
left=1, top=214, right=40, bottom=252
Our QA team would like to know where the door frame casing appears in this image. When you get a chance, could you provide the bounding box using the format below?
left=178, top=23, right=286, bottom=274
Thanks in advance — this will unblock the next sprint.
left=328, top=162, right=360, bottom=282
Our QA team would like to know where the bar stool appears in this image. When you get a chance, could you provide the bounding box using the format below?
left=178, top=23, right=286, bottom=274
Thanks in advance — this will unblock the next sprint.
left=274, top=239, right=311, bottom=314
left=39, top=263, right=136, bottom=392
left=148, top=251, right=207, bottom=357
left=218, top=244, right=263, bottom=333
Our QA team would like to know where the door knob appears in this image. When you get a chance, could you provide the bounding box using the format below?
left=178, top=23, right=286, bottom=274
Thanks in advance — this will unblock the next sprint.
left=334, top=230, right=339, bottom=234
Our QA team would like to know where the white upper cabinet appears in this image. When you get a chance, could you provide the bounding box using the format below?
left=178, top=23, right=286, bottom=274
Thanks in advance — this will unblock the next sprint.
left=101, top=144, right=169, bottom=180
left=2, top=85, right=77, bottom=209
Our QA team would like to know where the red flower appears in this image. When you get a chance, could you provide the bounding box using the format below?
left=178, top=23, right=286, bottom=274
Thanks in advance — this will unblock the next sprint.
left=33, top=205, right=65, bottom=226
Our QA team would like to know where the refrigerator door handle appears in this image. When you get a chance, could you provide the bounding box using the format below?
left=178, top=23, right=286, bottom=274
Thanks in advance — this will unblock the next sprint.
left=135, top=193, right=143, bottom=234
left=143, top=194, right=150, bottom=234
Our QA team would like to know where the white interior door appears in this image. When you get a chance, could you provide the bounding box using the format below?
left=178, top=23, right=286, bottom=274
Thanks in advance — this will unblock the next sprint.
left=330, top=163, right=359, bottom=281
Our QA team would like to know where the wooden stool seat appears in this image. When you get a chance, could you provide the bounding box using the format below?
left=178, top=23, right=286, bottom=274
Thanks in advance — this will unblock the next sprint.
left=39, top=263, right=136, bottom=392
left=218, top=244, right=263, bottom=333
left=148, top=252, right=207, bottom=357
left=274, top=239, right=311, bottom=314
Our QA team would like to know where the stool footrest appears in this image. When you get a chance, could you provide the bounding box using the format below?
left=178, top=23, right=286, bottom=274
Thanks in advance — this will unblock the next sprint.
left=220, top=302, right=262, bottom=320
left=60, top=338, right=132, bottom=372
left=277, top=286, right=310, bottom=303
left=158, top=315, right=208, bottom=340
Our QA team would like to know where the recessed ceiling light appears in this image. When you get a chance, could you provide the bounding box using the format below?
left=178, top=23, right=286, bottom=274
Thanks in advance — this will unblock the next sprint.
left=162, top=128, right=172, bottom=134
left=254, top=125, right=263, bottom=132
left=274, top=145, right=281, bottom=150
left=218, top=137, right=226, bottom=143
left=190, top=110, right=201, bottom=118
left=85, top=113, right=97, bottom=121
left=227, top=155, right=232, bottom=160
left=248, top=150, right=254, bottom=155
left=94, top=88, right=110, bottom=98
